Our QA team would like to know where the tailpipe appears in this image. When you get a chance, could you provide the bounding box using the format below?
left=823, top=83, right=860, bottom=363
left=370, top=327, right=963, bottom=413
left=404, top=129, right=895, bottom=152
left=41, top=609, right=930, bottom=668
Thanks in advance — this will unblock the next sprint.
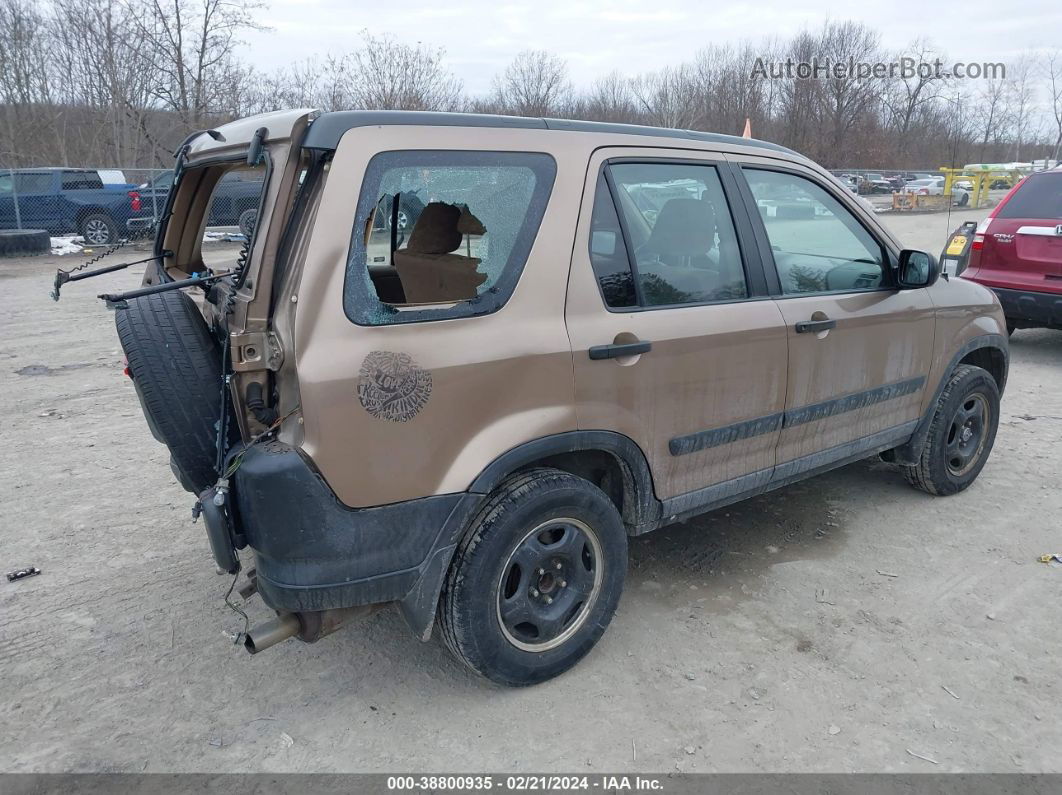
left=243, top=605, right=381, bottom=655
left=244, top=612, right=300, bottom=654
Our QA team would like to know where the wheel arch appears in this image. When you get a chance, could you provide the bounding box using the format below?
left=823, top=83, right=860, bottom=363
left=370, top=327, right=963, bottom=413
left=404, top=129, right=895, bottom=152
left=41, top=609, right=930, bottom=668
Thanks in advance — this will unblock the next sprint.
left=890, top=333, right=1008, bottom=466
left=469, top=430, right=660, bottom=532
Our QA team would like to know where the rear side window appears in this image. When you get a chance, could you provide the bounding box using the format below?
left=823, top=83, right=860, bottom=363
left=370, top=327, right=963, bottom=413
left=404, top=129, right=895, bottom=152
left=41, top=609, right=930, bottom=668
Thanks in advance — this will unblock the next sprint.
left=997, top=175, right=1062, bottom=220
left=61, top=171, right=103, bottom=190
left=345, top=150, right=556, bottom=326
left=588, top=162, right=749, bottom=309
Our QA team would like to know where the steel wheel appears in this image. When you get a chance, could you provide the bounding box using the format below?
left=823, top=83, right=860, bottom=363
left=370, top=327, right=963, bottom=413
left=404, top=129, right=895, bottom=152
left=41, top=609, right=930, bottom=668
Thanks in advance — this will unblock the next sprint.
left=496, top=518, right=603, bottom=652
left=946, top=393, right=990, bottom=476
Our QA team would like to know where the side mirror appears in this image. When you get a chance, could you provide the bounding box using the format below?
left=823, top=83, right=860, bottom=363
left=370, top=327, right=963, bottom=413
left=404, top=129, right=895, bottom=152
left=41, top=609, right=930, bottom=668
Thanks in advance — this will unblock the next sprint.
left=897, top=249, right=940, bottom=289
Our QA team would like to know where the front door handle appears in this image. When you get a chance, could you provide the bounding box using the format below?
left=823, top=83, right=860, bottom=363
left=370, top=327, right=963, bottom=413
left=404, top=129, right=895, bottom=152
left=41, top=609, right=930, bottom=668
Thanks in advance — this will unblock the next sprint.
left=588, top=340, right=652, bottom=360
left=795, top=318, right=837, bottom=334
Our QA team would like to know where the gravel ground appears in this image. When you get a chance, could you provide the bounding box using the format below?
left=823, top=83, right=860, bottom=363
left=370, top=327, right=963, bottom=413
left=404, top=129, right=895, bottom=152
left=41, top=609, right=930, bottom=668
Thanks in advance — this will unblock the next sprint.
left=1, top=208, right=1059, bottom=773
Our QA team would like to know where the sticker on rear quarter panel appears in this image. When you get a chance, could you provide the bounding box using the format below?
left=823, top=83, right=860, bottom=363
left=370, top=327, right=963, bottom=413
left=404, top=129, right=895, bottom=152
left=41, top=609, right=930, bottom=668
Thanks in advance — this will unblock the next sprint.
left=356, top=351, right=432, bottom=422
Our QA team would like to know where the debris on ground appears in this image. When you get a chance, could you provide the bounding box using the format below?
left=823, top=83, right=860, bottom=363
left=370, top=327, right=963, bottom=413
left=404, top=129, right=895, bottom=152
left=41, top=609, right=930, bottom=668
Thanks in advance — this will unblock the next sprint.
left=815, top=588, right=835, bottom=605
left=1037, top=553, right=1062, bottom=566
left=941, top=685, right=960, bottom=700
left=6, top=566, right=41, bottom=582
left=50, top=236, right=84, bottom=256
left=683, top=746, right=696, bottom=755
left=828, top=725, right=841, bottom=735
left=876, top=570, right=900, bottom=578
left=906, top=748, right=939, bottom=765
left=279, top=732, right=294, bottom=749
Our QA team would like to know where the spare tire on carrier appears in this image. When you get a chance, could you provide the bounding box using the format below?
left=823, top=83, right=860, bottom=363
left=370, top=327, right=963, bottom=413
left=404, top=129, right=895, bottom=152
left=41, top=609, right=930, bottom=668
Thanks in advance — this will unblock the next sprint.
left=114, top=288, right=239, bottom=494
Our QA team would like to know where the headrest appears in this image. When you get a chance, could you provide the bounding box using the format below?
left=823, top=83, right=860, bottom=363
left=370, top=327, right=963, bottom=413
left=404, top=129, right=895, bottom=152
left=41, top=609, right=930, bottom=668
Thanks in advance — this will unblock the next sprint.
left=407, top=202, right=462, bottom=254
left=644, top=198, right=716, bottom=258
left=406, top=202, right=486, bottom=255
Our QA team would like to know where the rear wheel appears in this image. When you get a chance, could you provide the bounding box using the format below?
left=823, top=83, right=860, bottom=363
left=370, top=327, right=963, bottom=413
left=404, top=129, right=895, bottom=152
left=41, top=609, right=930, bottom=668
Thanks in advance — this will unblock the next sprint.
left=80, top=212, right=118, bottom=245
left=439, top=468, right=627, bottom=686
left=902, top=365, right=999, bottom=496
left=237, top=208, right=257, bottom=238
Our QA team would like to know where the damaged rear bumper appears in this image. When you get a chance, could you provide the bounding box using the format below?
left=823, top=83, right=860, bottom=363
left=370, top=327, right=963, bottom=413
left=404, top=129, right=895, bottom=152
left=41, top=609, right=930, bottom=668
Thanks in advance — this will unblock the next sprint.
left=225, top=441, right=481, bottom=638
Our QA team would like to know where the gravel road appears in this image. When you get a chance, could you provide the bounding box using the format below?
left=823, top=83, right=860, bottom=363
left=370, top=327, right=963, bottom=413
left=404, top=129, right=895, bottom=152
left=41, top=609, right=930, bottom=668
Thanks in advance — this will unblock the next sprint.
left=1, top=207, right=1059, bottom=773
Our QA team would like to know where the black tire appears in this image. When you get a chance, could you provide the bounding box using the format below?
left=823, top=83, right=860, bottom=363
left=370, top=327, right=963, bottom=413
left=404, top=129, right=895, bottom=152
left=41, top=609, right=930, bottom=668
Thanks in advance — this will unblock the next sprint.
left=80, top=212, right=118, bottom=245
left=902, top=365, right=1000, bottom=496
left=237, top=208, right=257, bottom=238
left=0, top=228, right=49, bottom=257
left=114, top=289, right=238, bottom=494
left=439, top=468, right=627, bottom=686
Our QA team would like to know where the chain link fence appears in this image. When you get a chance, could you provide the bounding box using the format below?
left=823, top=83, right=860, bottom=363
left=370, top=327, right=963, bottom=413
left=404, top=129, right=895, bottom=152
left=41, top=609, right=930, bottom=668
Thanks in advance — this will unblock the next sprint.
left=0, top=165, right=262, bottom=259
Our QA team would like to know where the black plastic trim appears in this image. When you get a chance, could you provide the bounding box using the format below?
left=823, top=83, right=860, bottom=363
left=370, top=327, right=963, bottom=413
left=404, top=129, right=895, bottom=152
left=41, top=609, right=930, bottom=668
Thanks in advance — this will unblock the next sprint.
left=669, top=376, right=926, bottom=457
left=469, top=429, right=659, bottom=529
left=991, top=286, right=1062, bottom=329
left=589, top=340, right=652, bottom=360
left=659, top=420, right=918, bottom=527
left=783, top=376, right=926, bottom=428
left=301, top=110, right=799, bottom=156
left=669, top=413, right=783, bottom=456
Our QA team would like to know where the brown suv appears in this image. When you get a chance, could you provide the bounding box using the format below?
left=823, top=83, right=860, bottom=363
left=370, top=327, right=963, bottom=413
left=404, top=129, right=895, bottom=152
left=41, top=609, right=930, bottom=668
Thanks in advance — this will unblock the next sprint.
left=93, top=110, right=1008, bottom=685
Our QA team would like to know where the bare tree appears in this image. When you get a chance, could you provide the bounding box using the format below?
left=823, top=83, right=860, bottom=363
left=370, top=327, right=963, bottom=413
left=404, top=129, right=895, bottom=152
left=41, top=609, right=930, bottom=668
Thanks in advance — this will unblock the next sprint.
left=131, top=0, right=266, bottom=127
left=1045, top=49, right=1062, bottom=164
left=340, top=32, right=463, bottom=111
left=974, top=77, right=1008, bottom=159
left=581, top=71, right=638, bottom=123
left=882, top=39, right=946, bottom=161
left=1004, top=54, right=1040, bottom=160
left=491, top=50, right=572, bottom=117
left=631, top=65, right=699, bottom=129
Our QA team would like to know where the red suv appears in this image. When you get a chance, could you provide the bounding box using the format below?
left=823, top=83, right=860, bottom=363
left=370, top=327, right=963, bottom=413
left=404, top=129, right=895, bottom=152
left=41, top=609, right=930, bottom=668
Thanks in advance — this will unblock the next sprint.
left=962, top=169, right=1062, bottom=333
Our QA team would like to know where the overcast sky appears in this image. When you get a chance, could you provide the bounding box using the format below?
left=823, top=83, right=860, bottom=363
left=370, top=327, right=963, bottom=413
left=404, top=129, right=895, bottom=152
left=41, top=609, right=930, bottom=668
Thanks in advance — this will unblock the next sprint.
left=239, top=0, right=1059, bottom=94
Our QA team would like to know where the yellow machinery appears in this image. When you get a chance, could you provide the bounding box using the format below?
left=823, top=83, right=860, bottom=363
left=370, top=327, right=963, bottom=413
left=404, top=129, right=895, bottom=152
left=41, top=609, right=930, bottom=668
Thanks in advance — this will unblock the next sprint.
left=939, top=167, right=1022, bottom=209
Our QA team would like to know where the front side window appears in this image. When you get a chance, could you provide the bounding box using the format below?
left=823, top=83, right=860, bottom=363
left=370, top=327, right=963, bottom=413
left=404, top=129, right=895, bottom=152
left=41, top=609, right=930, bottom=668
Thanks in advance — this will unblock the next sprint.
left=744, top=168, right=887, bottom=295
left=591, top=162, right=748, bottom=308
left=346, top=150, right=556, bottom=325
left=13, top=173, right=52, bottom=194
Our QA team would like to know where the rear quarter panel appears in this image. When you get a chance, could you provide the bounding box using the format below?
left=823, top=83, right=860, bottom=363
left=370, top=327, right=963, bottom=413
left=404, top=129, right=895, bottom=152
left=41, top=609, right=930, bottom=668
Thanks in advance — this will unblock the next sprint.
left=291, top=125, right=595, bottom=508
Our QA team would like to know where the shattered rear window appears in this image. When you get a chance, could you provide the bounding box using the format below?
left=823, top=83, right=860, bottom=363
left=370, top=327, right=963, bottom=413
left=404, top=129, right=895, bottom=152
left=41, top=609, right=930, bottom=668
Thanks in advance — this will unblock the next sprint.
left=344, top=150, right=556, bottom=326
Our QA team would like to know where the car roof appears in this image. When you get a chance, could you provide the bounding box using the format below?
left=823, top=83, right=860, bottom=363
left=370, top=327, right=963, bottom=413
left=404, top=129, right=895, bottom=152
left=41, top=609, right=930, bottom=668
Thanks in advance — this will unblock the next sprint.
left=301, top=110, right=799, bottom=157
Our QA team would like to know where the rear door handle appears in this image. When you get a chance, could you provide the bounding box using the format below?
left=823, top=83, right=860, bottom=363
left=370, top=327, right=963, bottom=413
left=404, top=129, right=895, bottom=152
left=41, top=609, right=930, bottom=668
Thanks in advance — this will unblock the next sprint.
left=588, top=340, right=652, bottom=360
left=795, top=319, right=837, bottom=334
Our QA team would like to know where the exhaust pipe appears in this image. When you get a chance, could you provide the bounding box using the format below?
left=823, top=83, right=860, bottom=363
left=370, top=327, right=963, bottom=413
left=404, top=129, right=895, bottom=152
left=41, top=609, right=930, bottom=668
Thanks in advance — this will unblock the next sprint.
left=243, top=605, right=381, bottom=655
left=244, top=612, right=299, bottom=654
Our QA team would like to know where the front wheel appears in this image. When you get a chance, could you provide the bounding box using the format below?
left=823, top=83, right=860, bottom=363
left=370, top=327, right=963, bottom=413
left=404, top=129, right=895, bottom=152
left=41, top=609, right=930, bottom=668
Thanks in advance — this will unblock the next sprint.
left=438, top=468, right=627, bottom=686
left=902, top=365, right=1000, bottom=496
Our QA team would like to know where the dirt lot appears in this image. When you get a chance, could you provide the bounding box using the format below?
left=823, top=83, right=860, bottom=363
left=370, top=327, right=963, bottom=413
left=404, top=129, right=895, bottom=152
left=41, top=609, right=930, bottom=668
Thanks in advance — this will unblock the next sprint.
left=1, top=208, right=1059, bottom=773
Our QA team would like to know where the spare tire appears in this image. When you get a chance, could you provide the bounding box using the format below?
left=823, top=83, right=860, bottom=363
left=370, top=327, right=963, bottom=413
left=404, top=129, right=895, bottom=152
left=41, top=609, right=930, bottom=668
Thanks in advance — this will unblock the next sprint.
left=115, top=288, right=239, bottom=494
left=0, top=228, right=50, bottom=257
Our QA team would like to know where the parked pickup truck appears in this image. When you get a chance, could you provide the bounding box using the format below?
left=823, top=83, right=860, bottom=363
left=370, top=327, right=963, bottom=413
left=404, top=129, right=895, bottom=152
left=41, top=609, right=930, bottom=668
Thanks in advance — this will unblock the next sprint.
left=0, top=168, right=141, bottom=245
left=128, top=170, right=266, bottom=237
